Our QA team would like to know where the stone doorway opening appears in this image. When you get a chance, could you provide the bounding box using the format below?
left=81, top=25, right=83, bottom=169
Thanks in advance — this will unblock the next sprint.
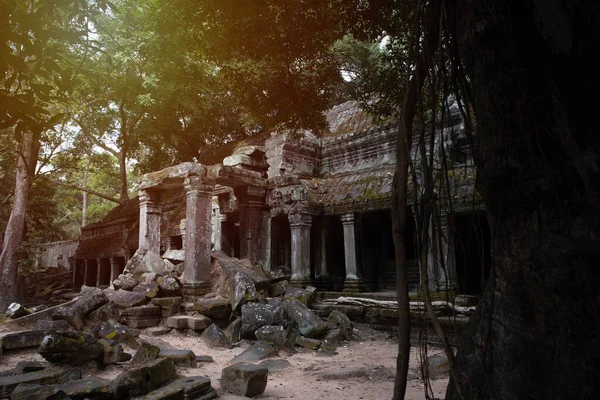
left=271, top=214, right=291, bottom=276
left=453, top=212, right=491, bottom=295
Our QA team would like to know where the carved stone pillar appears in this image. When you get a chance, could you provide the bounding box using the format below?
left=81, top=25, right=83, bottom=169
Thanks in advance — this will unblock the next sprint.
left=109, top=257, right=117, bottom=288
left=289, top=213, right=312, bottom=287
left=212, top=203, right=222, bottom=251
left=341, top=213, right=364, bottom=292
left=72, top=261, right=79, bottom=289
left=138, top=189, right=162, bottom=254
left=182, top=175, right=215, bottom=296
left=96, top=258, right=102, bottom=287
left=235, top=185, right=268, bottom=268
left=83, top=259, right=90, bottom=286
left=436, top=214, right=459, bottom=290
left=315, top=218, right=333, bottom=290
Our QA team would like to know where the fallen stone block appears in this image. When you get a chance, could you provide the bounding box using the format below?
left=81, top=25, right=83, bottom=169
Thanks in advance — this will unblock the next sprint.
left=145, top=326, right=171, bottom=337
left=321, top=328, right=342, bottom=351
left=99, top=339, right=131, bottom=365
left=124, top=248, right=169, bottom=276
left=0, top=368, right=66, bottom=398
left=165, top=315, right=211, bottom=331
left=224, top=318, right=242, bottom=343
left=157, top=276, right=182, bottom=297
left=56, top=377, right=112, bottom=399
left=161, top=249, right=185, bottom=263
left=231, top=272, right=258, bottom=312
left=159, top=348, right=196, bottom=367
left=151, top=297, right=181, bottom=318
left=13, top=361, right=49, bottom=375
left=426, top=354, right=449, bottom=378
left=6, top=303, right=31, bottom=319
left=328, top=310, right=353, bottom=340
left=113, top=273, right=138, bottom=291
left=120, top=305, right=161, bottom=329
left=283, top=286, right=316, bottom=305
left=97, top=319, right=140, bottom=348
left=295, top=336, right=321, bottom=350
left=181, top=298, right=231, bottom=320
left=255, top=325, right=287, bottom=351
left=196, top=355, right=214, bottom=364
left=132, top=341, right=160, bottom=366
left=258, top=358, right=293, bottom=373
left=52, top=287, right=108, bottom=330
left=221, top=362, right=268, bottom=398
left=133, top=283, right=159, bottom=299
left=110, top=358, right=175, bottom=398
left=88, top=301, right=121, bottom=323
left=10, top=382, right=69, bottom=400
left=130, top=375, right=216, bottom=400
left=38, top=332, right=104, bottom=364
left=1, top=331, right=45, bottom=351
left=231, top=342, right=277, bottom=363
left=283, top=299, right=328, bottom=339
left=241, top=303, right=280, bottom=338
left=107, top=289, right=148, bottom=309
left=200, top=324, right=232, bottom=349
left=268, top=280, right=289, bottom=297
left=34, top=320, right=69, bottom=331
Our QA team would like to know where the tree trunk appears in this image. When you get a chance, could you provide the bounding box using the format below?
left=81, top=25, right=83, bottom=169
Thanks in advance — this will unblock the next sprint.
left=0, top=130, right=41, bottom=310
left=81, top=157, right=90, bottom=228
left=447, top=1, right=600, bottom=398
left=118, top=100, right=129, bottom=202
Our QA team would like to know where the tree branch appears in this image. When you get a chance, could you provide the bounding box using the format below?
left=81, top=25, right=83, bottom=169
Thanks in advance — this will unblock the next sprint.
left=45, top=178, right=124, bottom=204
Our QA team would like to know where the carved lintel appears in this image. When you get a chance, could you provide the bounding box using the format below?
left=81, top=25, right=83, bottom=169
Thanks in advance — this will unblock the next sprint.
left=184, top=175, right=215, bottom=196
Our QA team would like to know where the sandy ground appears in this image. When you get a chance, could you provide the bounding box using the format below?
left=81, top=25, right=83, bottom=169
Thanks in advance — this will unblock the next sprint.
left=0, top=324, right=448, bottom=400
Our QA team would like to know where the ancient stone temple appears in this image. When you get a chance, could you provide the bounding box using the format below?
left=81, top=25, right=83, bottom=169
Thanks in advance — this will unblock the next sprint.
left=73, top=100, right=490, bottom=295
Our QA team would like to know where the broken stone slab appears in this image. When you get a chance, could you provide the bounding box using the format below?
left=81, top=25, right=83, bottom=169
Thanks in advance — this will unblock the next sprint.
left=157, top=276, right=182, bottom=297
left=131, top=341, right=160, bottom=366
left=88, top=301, right=121, bottom=323
left=258, top=358, right=293, bottom=373
left=130, top=376, right=216, bottom=400
left=34, top=320, right=69, bottom=331
left=107, top=289, right=148, bottom=309
left=268, top=280, right=289, bottom=297
left=196, top=355, right=214, bottom=364
left=9, top=383, right=70, bottom=400
left=120, top=305, right=161, bottom=329
left=328, top=310, right=353, bottom=340
left=158, top=348, right=196, bottom=367
left=99, top=339, right=132, bottom=365
left=200, top=324, right=232, bottom=349
left=124, top=248, right=168, bottom=277
left=52, top=287, right=108, bottom=330
left=4, top=299, right=77, bottom=332
left=295, top=336, right=321, bottom=350
left=1, top=331, right=45, bottom=351
left=240, top=303, right=280, bottom=338
left=113, top=273, right=138, bottom=291
left=231, top=272, right=258, bottom=313
left=231, top=342, right=277, bottom=363
left=97, top=319, right=140, bottom=348
left=225, top=318, right=243, bottom=343
left=165, top=315, right=211, bottom=331
left=282, top=299, right=328, bottom=339
left=13, top=361, right=50, bottom=375
left=139, top=272, right=159, bottom=285
left=220, top=362, right=268, bottom=398
left=56, top=377, right=112, bottom=399
left=181, top=297, right=232, bottom=320
left=38, top=332, right=103, bottom=364
left=133, top=283, right=159, bottom=299
left=321, top=328, right=342, bottom=351
left=0, top=368, right=67, bottom=398
left=255, top=325, right=287, bottom=351
left=283, top=286, right=316, bottom=305
left=426, top=354, right=449, bottom=378
left=151, top=297, right=181, bottom=318
left=144, top=326, right=171, bottom=337
left=319, top=367, right=370, bottom=380
left=110, top=357, right=175, bottom=399
left=161, top=249, right=185, bottom=263
left=6, top=303, right=31, bottom=319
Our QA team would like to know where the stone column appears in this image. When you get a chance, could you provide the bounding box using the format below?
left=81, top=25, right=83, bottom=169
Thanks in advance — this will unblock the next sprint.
left=288, top=213, right=312, bottom=287
left=96, top=258, right=102, bottom=287
left=109, top=257, right=117, bottom=288
left=341, top=213, right=364, bottom=292
left=212, top=202, right=222, bottom=251
left=315, top=218, right=333, bottom=290
left=72, top=261, right=79, bottom=289
left=182, top=175, right=215, bottom=296
left=138, top=189, right=162, bottom=254
left=83, top=259, right=90, bottom=286
left=436, top=214, right=459, bottom=290
left=236, top=186, right=268, bottom=267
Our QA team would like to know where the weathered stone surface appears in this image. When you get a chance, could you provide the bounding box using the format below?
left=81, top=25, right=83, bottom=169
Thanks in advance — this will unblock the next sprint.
left=241, top=303, right=280, bottom=338
left=200, top=324, right=232, bottom=349
left=56, top=377, right=112, bottom=399
left=139, top=272, right=159, bottom=284
left=165, top=315, right=211, bottom=331
left=283, top=286, right=316, bottom=305
left=328, top=310, right=353, bottom=340
left=97, top=319, right=139, bottom=348
left=225, top=318, right=243, bottom=343
left=0, top=368, right=66, bottom=398
left=107, top=289, right=148, bottom=309
left=161, top=249, right=185, bottom=263
left=196, top=355, right=214, bottom=364
left=255, top=325, right=286, bottom=350
left=231, top=342, right=277, bottom=363
left=52, top=287, right=108, bottom=330
left=6, top=303, right=31, bottom=319
left=283, top=299, right=328, bottom=338
left=158, top=348, right=196, bottom=367
left=268, top=280, right=289, bottom=297
left=231, top=272, right=258, bottom=312
left=151, top=297, right=181, bottom=318
left=13, top=361, right=49, bottom=375
left=258, top=358, right=293, bottom=373
left=221, top=362, right=268, bottom=398
left=38, top=332, right=103, bottom=364
left=133, top=283, right=159, bottom=299
left=129, top=376, right=216, bottom=400
left=319, top=367, right=370, bottom=380
left=157, top=276, right=182, bottom=297
left=144, top=326, right=171, bottom=337
left=120, top=305, right=161, bottom=329
left=88, top=301, right=121, bottom=323
left=33, top=320, right=69, bottom=332
left=182, top=297, right=232, bottom=320
left=113, top=273, right=138, bottom=291
left=124, top=248, right=170, bottom=276
left=10, top=382, right=70, bottom=400
left=426, top=354, right=449, bottom=378
left=110, top=357, right=175, bottom=398
left=99, top=339, right=131, bottom=365
left=295, top=336, right=321, bottom=350
left=131, top=341, right=160, bottom=366
left=321, top=328, right=342, bottom=352
left=1, top=331, right=45, bottom=350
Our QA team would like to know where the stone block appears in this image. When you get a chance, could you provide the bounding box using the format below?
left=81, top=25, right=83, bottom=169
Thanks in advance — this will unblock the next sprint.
left=56, top=378, right=112, bottom=399
left=241, top=303, right=280, bottom=338
left=13, top=361, right=49, bottom=375
left=255, top=325, right=287, bottom=350
left=113, top=273, right=138, bottom=291
left=321, top=328, right=342, bottom=351
left=110, top=357, right=175, bottom=398
left=231, top=342, right=277, bottom=363
left=52, top=287, right=108, bottom=330
left=258, top=358, right=293, bottom=373
left=132, top=341, right=160, bottom=366
left=200, top=324, right=232, bottom=349
left=0, top=368, right=66, bottom=398
left=328, top=310, right=353, bottom=340
left=9, top=383, right=69, bottom=400
left=181, top=298, right=231, bottom=320
left=120, top=305, right=161, bottom=329
left=282, top=299, right=328, bottom=339
left=88, top=301, right=121, bottom=323
left=97, top=319, right=139, bottom=348
left=38, top=332, right=103, bottom=364
left=1, top=331, right=45, bottom=351
left=268, top=280, right=289, bottom=297
left=283, top=286, right=316, bottom=305
left=151, top=297, right=181, bottom=318
left=231, top=272, right=258, bottom=312
left=426, top=354, right=449, bottom=378
left=295, top=336, right=321, bottom=350
left=6, top=303, right=31, bottom=319
left=165, top=315, right=211, bottom=331
left=129, top=376, right=216, bottom=400
left=124, top=248, right=169, bottom=276
left=157, top=276, right=182, bottom=297
left=158, top=348, right=196, bottom=367
left=224, top=318, right=242, bottom=343
left=107, top=289, right=148, bottom=309
left=133, top=283, right=159, bottom=299
left=220, top=362, right=268, bottom=397
left=99, top=339, right=131, bottom=365
left=145, top=327, right=171, bottom=337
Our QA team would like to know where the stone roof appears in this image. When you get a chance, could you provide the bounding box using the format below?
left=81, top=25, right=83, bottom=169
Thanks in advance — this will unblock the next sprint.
left=324, top=100, right=392, bottom=137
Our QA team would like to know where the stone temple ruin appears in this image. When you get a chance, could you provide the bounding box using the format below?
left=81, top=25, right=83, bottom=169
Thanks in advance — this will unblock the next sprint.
left=0, top=100, right=485, bottom=398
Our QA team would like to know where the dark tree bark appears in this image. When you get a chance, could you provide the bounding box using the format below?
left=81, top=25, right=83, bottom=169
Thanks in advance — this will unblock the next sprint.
left=0, top=130, right=41, bottom=310
left=447, top=1, right=600, bottom=398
